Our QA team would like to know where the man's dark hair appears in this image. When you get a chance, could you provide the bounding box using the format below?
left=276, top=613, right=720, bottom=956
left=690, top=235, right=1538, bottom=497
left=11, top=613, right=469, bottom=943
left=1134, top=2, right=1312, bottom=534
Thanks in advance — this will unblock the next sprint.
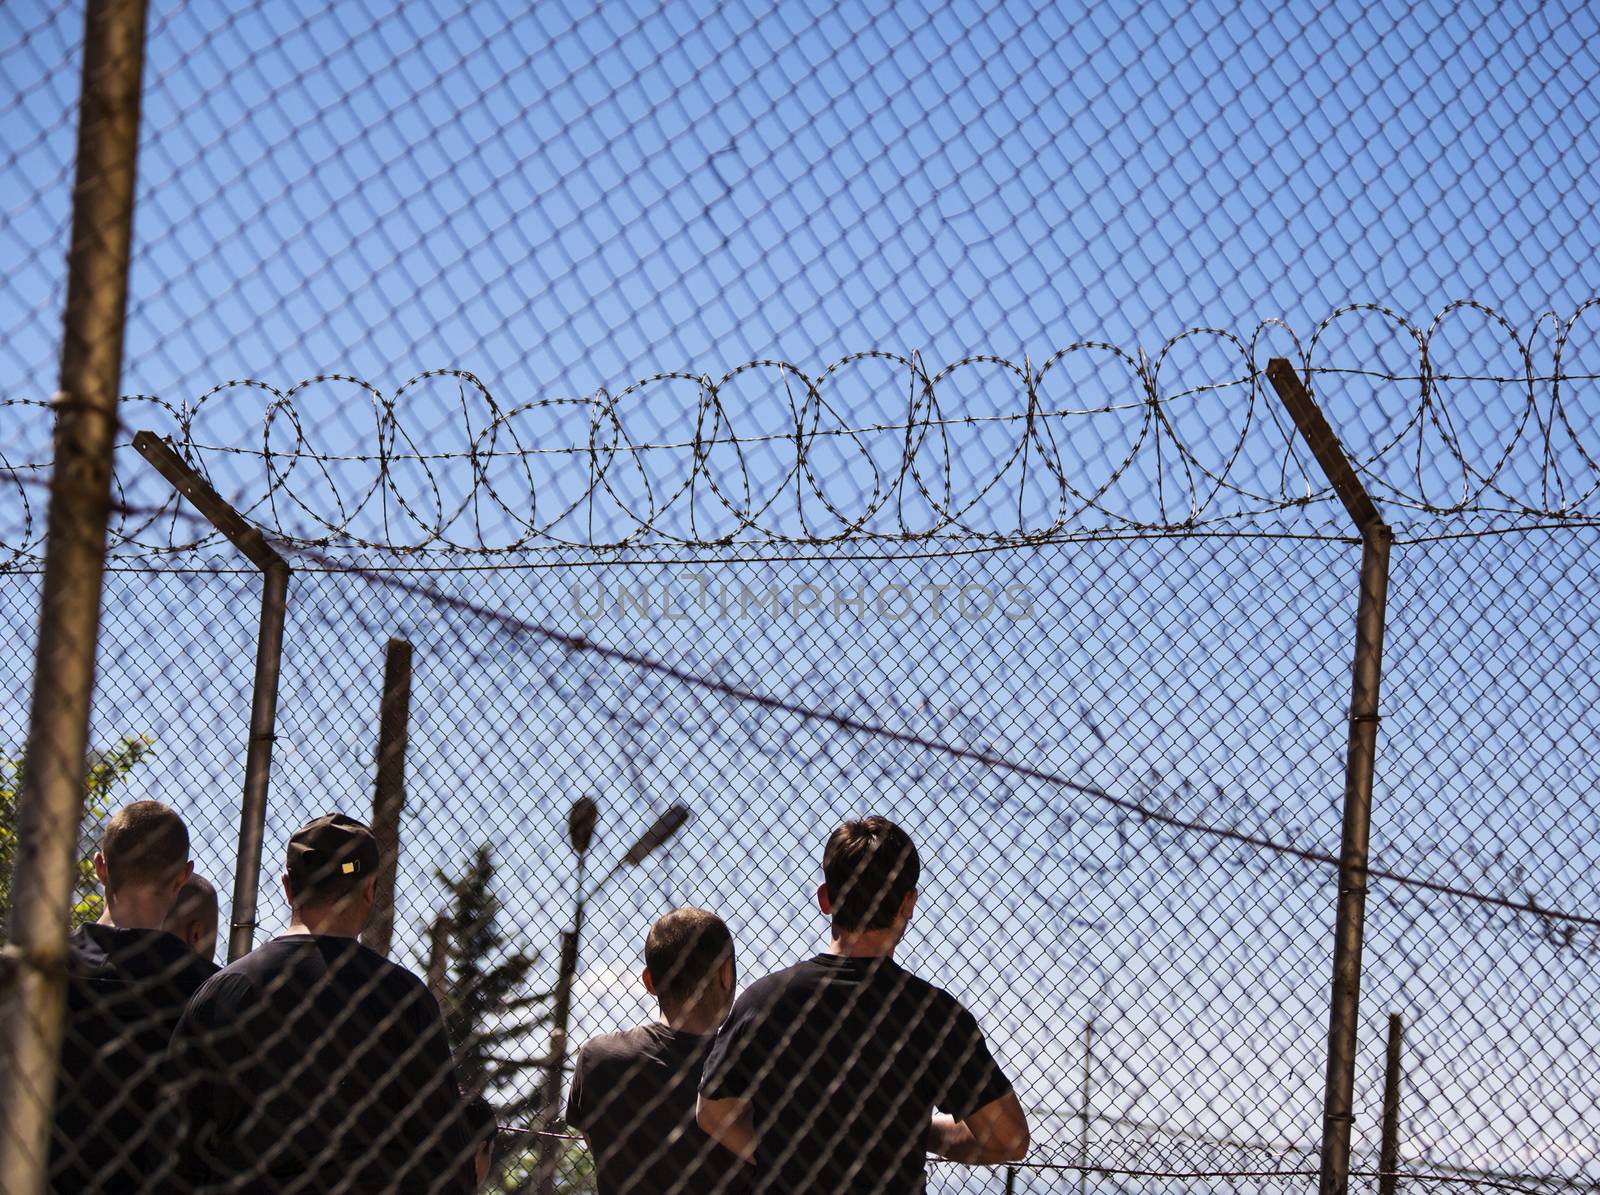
left=823, top=816, right=920, bottom=932
left=644, top=907, right=733, bottom=1009
left=99, top=801, right=189, bottom=894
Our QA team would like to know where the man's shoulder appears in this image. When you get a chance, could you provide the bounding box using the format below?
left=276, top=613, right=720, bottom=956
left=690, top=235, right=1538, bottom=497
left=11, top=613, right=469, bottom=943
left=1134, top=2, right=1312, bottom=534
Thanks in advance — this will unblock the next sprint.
left=345, top=945, right=441, bottom=1023
left=189, top=937, right=432, bottom=1019
left=205, top=937, right=285, bottom=986
left=577, top=1023, right=660, bottom=1068
left=714, top=959, right=853, bottom=1034
left=891, top=961, right=956, bottom=997
left=206, top=934, right=423, bottom=986
left=343, top=938, right=429, bottom=987
left=70, top=922, right=171, bottom=959
left=891, top=966, right=974, bottom=1017
left=366, top=953, right=438, bottom=1013
left=736, top=955, right=955, bottom=1003
left=69, top=924, right=215, bottom=992
left=253, top=933, right=420, bottom=972
left=188, top=953, right=263, bottom=1008
left=738, top=957, right=823, bottom=1001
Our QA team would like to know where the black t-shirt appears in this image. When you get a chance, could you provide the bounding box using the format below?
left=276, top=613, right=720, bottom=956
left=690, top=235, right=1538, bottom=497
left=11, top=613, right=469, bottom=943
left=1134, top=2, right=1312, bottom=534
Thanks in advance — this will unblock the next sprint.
left=700, top=954, right=1011, bottom=1195
left=50, top=924, right=219, bottom=1193
left=568, top=1022, right=751, bottom=1195
left=166, top=934, right=473, bottom=1194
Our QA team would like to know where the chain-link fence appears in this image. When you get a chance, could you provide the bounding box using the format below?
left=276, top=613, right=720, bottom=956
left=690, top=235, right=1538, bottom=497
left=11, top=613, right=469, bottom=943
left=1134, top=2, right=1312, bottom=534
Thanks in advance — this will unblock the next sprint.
left=5, top=348, right=1599, bottom=1193
left=4, top=1, right=1600, bottom=1193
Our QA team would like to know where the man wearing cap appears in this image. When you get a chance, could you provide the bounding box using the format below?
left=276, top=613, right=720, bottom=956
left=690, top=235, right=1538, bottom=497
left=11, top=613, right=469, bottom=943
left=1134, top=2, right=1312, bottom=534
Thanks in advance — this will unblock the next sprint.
left=168, top=813, right=475, bottom=1193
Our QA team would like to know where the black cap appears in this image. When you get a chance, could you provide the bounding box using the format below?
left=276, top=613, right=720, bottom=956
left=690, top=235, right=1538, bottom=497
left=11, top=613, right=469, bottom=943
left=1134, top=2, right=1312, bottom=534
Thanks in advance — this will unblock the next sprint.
left=285, top=813, right=379, bottom=893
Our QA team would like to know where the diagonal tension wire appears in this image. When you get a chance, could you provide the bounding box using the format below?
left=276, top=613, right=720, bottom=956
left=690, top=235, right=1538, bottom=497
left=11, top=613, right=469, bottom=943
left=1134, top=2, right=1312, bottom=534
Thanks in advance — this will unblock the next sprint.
left=11, top=473, right=1597, bottom=931
left=284, top=540, right=1600, bottom=932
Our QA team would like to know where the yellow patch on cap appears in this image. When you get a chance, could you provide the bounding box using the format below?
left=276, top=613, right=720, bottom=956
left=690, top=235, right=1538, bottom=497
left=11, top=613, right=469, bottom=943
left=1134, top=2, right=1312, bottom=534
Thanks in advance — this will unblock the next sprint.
left=341, top=861, right=357, bottom=875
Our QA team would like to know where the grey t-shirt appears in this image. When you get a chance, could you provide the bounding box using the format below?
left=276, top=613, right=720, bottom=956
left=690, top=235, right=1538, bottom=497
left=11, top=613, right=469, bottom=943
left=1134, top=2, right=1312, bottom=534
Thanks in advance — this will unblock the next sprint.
left=569, top=1021, right=751, bottom=1195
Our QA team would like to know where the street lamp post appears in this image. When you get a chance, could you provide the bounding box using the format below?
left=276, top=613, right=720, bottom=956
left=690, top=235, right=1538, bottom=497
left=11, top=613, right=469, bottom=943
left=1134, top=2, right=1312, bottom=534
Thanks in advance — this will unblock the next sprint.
left=532, top=800, right=689, bottom=1195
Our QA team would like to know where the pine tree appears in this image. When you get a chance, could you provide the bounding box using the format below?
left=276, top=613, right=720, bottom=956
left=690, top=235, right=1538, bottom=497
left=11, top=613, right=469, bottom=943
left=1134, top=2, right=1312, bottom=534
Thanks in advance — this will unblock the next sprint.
left=433, top=844, right=552, bottom=1116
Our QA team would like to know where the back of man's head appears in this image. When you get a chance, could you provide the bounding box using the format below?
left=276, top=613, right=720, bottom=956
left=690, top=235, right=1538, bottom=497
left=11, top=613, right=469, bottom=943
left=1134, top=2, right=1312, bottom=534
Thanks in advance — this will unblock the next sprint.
left=100, top=801, right=190, bottom=897
left=164, top=873, right=219, bottom=961
left=644, top=907, right=733, bottom=1013
left=284, top=813, right=379, bottom=915
left=822, top=816, right=920, bottom=933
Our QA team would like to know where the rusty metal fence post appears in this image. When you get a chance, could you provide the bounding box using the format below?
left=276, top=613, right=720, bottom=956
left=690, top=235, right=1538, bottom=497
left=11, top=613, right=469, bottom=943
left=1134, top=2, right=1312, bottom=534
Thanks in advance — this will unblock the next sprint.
left=1265, top=359, right=1393, bottom=1195
left=1378, top=1013, right=1403, bottom=1195
left=130, top=432, right=290, bottom=962
left=0, top=2, right=151, bottom=1190
left=1077, top=1019, right=1093, bottom=1195
left=363, top=637, right=413, bottom=958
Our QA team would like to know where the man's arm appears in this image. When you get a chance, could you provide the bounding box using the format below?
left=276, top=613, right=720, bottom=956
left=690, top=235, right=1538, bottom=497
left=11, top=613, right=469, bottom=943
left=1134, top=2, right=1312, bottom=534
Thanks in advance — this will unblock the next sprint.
left=696, top=986, right=762, bottom=1164
left=402, top=982, right=476, bottom=1195
left=696, top=1094, right=756, bottom=1163
left=163, top=1003, right=211, bottom=1190
left=165, top=976, right=240, bottom=1189
left=926, top=1089, right=1030, bottom=1165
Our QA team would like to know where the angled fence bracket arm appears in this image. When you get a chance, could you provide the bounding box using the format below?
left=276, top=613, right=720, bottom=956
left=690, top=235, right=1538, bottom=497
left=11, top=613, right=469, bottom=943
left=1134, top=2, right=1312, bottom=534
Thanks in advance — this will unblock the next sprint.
left=131, top=430, right=290, bottom=963
left=1264, top=359, right=1392, bottom=1195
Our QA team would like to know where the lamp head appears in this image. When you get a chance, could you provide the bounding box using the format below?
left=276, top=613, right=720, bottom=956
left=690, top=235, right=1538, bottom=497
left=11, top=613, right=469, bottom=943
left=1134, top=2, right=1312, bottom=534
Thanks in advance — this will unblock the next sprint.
left=623, top=805, right=690, bottom=865
left=568, top=796, right=599, bottom=855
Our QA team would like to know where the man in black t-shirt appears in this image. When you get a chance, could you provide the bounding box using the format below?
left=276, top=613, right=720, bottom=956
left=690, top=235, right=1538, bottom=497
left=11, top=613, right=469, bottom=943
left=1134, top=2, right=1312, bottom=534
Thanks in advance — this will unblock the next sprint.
left=50, top=801, right=218, bottom=1193
left=167, top=813, right=473, bottom=1194
left=698, top=817, right=1029, bottom=1194
left=568, top=907, right=750, bottom=1195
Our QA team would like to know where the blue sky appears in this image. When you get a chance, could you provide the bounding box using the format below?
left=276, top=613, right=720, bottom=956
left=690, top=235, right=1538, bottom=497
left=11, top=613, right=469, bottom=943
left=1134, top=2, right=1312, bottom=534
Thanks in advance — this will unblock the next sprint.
left=4, top=0, right=1600, bottom=407
left=4, top=0, right=1600, bottom=1187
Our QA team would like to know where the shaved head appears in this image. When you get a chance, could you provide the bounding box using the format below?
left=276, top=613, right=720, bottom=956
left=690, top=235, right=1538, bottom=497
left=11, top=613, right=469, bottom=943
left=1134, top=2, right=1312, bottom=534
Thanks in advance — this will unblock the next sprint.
left=164, top=873, right=219, bottom=962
